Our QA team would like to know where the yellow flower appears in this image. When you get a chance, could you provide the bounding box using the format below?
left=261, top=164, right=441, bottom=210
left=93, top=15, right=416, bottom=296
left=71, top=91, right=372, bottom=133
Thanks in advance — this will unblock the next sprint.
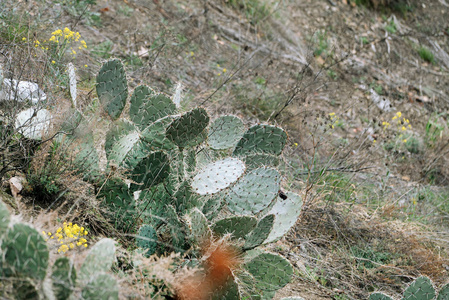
left=223, top=68, right=227, bottom=73
left=22, top=37, right=26, bottom=41
left=84, top=64, right=88, bottom=67
left=401, top=126, right=406, bottom=131
left=294, top=142, right=298, bottom=147
left=52, top=60, right=56, bottom=64
left=190, top=51, right=194, bottom=56
left=396, top=112, right=402, bottom=118
left=403, top=139, right=407, bottom=143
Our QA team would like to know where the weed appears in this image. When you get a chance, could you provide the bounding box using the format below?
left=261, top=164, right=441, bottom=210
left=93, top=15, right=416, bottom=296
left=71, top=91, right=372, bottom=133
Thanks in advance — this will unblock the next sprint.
left=226, top=0, right=276, bottom=25
left=425, top=113, right=446, bottom=148
left=385, top=19, right=397, bottom=34
left=351, top=245, right=393, bottom=269
left=313, top=30, right=329, bottom=57
left=418, top=46, right=435, bottom=64
left=360, top=36, right=369, bottom=45
left=91, top=40, right=113, bottom=59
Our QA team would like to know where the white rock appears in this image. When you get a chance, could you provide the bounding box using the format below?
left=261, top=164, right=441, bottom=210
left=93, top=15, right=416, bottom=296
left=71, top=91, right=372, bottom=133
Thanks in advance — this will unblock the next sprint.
left=1, top=78, right=47, bottom=104
left=15, top=108, right=52, bottom=140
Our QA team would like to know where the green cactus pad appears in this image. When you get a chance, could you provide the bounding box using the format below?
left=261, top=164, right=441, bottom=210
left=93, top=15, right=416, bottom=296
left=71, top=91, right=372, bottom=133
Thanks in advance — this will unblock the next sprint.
left=1, top=223, right=48, bottom=280
left=141, top=116, right=176, bottom=151
left=129, top=151, right=170, bottom=192
left=166, top=108, right=209, bottom=148
left=264, top=191, right=302, bottom=244
left=233, top=124, right=287, bottom=156
left=244, top=252, right=293, bottom=291
left=96, top=59, right=128, bottom=120
left=136, top=224, right=158, bottom=257
left=164, top=205, right=186, bottom=251
left=191, top=158, right=246, bottom=195
left=403, top=276, right=436, bottom=300
left=212, top=278, right=240, bottom=300
left=243, top=214, right=275, bottom=250
left=72, top=133, right=100, bottom=181
left=79, top=238, right=116, bottom=282
left=225, top=167, right=281, bottom=215
left=186, top=208, right=212, bottom=245
left=81, top=273, right=119, bottom=300
left=130, top=88, right=176, bottom=131
left=369, top=293, right=394, bottom=300
left=208, top=115, right=245, bottom=150
left=437, top=283, right=449, bottom=300
left=244, top=153, right=280, bottom=170
left=0, top=200, right=10, bottom=237
left=138, top=185, right=174, bottom=228
left=98, top=177, right=135, bottom=230
left=174, top=181, right=200, bottom=212
left=105, top=120, right=148, bottom=169
left=52, top=257, right=76, bottom=300
left=212, top=216, right=257, bottom=239
left=202, top=193, right=224, bottom=221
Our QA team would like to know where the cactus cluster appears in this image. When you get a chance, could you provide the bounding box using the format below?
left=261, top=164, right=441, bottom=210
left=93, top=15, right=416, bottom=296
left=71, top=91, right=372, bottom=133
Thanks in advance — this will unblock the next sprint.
left=52, top=58, right=304, bottom=299
left=0, top=199, right=119, bottom=300
left=370, top=276, right=449, bottom=300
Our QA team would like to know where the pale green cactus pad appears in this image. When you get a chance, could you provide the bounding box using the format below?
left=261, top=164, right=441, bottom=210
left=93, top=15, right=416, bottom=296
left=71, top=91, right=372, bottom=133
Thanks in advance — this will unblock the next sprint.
left=0, top=200, right=10, bottom=237
left=212, top=278, right=241, bottom=300
left=191, top=158, right=246, bottom=195
left=369, top=293, right=394, bottom=300
left=166, top=108, right=209, bottom=148
left=212, top=216, right=257, bottom=239
left=52, top=257, right=76, bottom=300
left=81, top=273, right=119, bottom=300
left=79, top=238, right=116, bottom=282
left=243, top=252, right=293, bottom=291
left=243, top=214, right=275, bottom=250
left=208, top=115, right=245, bottom=150
left=96, top=59, right=128, bottom=120
left=1, top=223, right=49, bottom=280
left=225, top=167, right=281, bottom=215
left=403, top=276, right=436, bottom=300
left=105, top=120, right=148, bottom=168
left=186, top=208, right=212, bottom=245
left=264, top=191, right=302, bottom=244
left=233, top=124, right=287, bottom=156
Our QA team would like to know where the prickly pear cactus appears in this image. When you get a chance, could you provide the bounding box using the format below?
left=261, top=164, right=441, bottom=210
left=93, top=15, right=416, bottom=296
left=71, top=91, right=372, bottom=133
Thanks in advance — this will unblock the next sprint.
left=369, top=292, right=394, bottom=300
left=136, top=224, right=158, bottom=257
left=1, top=223, right=49, bottom=280
left=79, top=238, right=116, bottom=282
left=403, top=276, right=436, bottom=300
left=52, top=257, right=76, bottom=300
left=233, top=124, right=287, bottom=156
left=96, top=58, right=128, bottom=120
left=81, top=273, right=119, bottom=300
left=166, top=107, right=209, bottom=148
left=437, top=283, right=449, bottom=300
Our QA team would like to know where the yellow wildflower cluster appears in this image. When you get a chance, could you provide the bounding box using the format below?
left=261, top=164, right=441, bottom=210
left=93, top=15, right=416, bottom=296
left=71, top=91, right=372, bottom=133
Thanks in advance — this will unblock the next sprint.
left=48, top=27, right=87, bottom=55
left=216, top=64, right=227, bottom=76
left=328, top=112, right=339, bottom=129
left=42, top=222, right=88, bottom=254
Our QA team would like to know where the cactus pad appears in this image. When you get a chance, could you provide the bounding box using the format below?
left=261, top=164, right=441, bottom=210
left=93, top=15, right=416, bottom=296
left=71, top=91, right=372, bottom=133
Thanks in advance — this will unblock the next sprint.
left=81, top=273, right=119, bottom=300
left=264, top=191, right=302, bottom=244
left=136, top=224, right=158, bottom=257
left=141, top=116, right=176, bottom=150
left=191, top=158, right=246, bottom=195
left=0, top=200, right=10, bottom=237
left=129, top=151, right=170, bottom=192
left=202, top=193, right=224, bottom=221
left=244, top=252, right=293, bottom=291
left=1, top=223, right=49, bottom=280
left=243, top=214, right=275, bottom=250
left=208, top=115, right=245, bottom=150
left=225, top=167, right=281, bottom=215
left=166, top=108, right=209, bottom=148
left=130, top=87, right=176, bottom=130
left=437, top=283, right=449, bottom=300
left=212, top=216, right=257, bottom=239
left=96, top=59, right=128, bottom=120
left=369, top=293, right=394, bottom=300
left=186, top=208, right=212, bottom=245
left=52, top=257, right=76, bottom=300
left=79, top=238, right=116, bottom=282
left=403, top=276, right=436, bottom=300
left=233, top=124, right=287, bottom=156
